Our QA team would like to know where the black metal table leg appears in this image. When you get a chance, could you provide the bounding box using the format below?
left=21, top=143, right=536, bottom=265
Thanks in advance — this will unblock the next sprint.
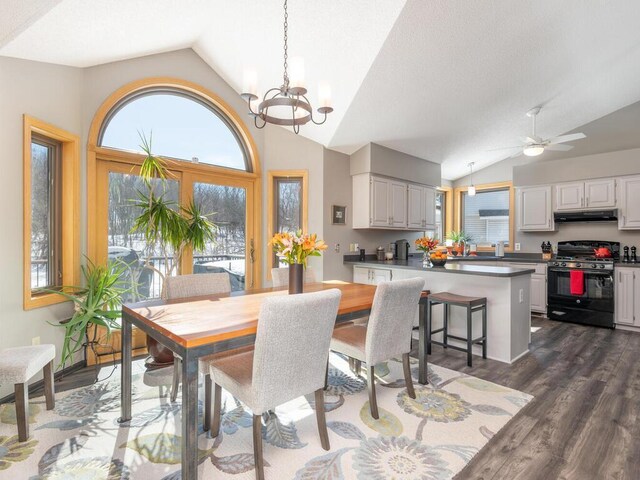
left=182, top=352, right=199, bottom=479
left=418, top=299, right=429, bottom=385
left=119, top=313, right=132, bottom=422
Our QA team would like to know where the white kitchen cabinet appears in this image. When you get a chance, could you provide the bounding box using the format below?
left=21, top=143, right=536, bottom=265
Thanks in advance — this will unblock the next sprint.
left=555, top=182, right=584, bottom=210
left=517, top=186, right=554, bottom=231
left=407, top=185, right=436, bottom=231
left=390, top=181, right=408, bottom=228
left=584, top=179, right=616, bottom=208
left=353, top=266, right=392, bottom=285
left=407, top=184, right=424, bottom=229
left=615, top=269, right=638, bottom=326
left=618, top=175, right=640, bottom=229
left=530, top=273, right=547, bottom=313
left=352, top=173, right=436, bottom=231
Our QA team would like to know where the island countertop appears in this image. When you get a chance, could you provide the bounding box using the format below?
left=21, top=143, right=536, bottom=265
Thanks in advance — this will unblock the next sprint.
left=344, top=258, right=535, bottom=277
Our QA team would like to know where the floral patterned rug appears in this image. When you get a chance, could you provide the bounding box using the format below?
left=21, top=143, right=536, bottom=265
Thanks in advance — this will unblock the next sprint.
left=0, top=354, right=532, bottom=479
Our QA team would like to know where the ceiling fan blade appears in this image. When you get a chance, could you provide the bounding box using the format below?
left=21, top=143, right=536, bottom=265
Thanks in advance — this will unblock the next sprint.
left=545, top=144, right=574, bottom=152
left=521, top=136, right=542, bottom=144
left=547, top=132, right=586, bottom=145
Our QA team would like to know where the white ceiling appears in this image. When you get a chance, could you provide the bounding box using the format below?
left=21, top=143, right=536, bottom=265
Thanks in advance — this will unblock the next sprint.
left=3, top=0, right=640, bottom=180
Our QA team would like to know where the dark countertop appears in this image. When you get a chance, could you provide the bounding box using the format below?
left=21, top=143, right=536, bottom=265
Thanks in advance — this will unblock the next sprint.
left=344, top=253, right=547, bottom=264
left=615, top=263, right=640, bottom=268
left=345, top=258, right=535, bottom=277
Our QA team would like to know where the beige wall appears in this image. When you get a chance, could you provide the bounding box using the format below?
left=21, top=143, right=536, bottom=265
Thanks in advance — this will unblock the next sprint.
left=0, top=56, right=81, bottom=397
left=323, top=148, right=425, bottom=281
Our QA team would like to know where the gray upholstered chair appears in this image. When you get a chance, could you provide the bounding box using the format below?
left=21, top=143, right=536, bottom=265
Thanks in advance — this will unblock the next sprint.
left=164, top=273, right=231, bottom=426
left=270, top=266, right=316, bottom=287
left=0, top=345, right=56, bottom=441
left=330, top=277, right=424, bottom=419
left=208, top=289, right=342, bottom=480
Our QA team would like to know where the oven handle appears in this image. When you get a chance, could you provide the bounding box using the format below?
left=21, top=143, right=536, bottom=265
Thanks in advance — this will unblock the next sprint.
left=548, top=267, right=613, bottom=276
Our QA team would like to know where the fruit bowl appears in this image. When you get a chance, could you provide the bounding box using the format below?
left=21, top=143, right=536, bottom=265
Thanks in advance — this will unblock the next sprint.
left=429, top=252, right=447, bottom=267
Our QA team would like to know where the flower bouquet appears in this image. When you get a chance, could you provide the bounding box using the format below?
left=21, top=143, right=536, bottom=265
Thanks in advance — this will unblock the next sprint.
left=269, top=230, right=328, bottom=293
left=415, top=237, right=441, bottom=268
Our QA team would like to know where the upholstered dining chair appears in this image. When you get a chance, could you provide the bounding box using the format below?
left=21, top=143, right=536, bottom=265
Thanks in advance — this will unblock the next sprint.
left=270, top=266, right=316, bottom=287
left=208, top=289, right=342, bottom=480
left=164, top=273, right=231, bottom=426
left=330, top=277, right=424, bottom=419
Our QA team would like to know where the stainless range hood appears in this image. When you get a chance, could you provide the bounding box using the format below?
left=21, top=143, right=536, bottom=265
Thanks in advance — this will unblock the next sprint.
left=554, top=209, right=618, bottom=223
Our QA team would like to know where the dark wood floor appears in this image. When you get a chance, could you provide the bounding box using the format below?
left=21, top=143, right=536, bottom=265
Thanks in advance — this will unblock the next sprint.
left=42, top=316, right=640, bottom=479
left=422, top=316, right=640, bottom=480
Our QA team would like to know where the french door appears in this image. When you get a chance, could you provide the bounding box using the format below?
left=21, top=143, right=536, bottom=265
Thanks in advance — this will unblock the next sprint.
left=95, top=160, right=258, bottom=299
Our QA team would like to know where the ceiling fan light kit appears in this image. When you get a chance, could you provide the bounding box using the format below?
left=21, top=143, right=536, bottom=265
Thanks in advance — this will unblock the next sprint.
left=240, top=0, right=333, bottom=134
left=523, top=145, right=545, bottom=156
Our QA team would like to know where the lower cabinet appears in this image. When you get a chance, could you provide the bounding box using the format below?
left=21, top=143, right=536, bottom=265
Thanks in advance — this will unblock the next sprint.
left=616, top=268, right=640, bottom=327
left=353, top=266, right=392, bottom=285
left=530, top=274, right=547, bottom=313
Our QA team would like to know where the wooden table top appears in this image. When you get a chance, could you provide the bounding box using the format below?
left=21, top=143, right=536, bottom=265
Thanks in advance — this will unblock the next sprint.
left=124, top=281, right=429, bottom=349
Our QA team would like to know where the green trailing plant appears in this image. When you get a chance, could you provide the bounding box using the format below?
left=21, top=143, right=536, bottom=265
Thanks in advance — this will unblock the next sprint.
left=47, top=259, right=131, bottom=368
left=132, top=131, right=217, bottom=283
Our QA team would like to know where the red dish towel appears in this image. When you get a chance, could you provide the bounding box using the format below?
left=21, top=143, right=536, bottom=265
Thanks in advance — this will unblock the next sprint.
left=570, top=270, right=585, bottom=295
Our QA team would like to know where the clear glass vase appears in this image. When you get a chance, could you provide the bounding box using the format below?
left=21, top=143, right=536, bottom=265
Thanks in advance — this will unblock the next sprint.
left=422, top=252, right=432, bottom=268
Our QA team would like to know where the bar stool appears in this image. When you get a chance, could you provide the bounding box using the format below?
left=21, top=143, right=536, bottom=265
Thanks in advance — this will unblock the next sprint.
left=426, top=292, right=487, bottom=367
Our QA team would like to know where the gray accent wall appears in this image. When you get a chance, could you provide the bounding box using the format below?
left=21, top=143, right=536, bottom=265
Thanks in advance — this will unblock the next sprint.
left=323, top=148, right=425, bottom=281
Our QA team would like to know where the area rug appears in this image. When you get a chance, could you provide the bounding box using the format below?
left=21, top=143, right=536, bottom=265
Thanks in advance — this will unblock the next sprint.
left=0, top=354, right=532, bottom=479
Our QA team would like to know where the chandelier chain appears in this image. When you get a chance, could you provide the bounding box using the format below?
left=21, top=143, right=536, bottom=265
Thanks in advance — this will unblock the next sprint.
left=282, top=0, right=289, bottom=89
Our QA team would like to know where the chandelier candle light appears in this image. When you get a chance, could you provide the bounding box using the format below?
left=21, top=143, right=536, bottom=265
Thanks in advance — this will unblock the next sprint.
left=241, top=0, right=333, bottom=133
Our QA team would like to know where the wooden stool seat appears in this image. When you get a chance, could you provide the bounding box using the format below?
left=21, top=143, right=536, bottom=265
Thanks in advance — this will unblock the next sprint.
left=426, top=292, right=487, bottom=367
left=427, top=292, right=486, bottom=307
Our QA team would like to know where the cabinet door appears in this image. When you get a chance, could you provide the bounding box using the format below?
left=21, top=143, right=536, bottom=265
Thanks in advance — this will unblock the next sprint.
left=517, top=186, right=553, bottom=231
left=585, top=179, right=616, bottom=208
left=615, top=269, right=635, bottom=325
left=371, top=268, right=391, bottom=285
left=407, top=184, right=424, bottom=229
left=353, top=267, right=371, bottom=285
left=370, top=177, right=391, bottom=227
left=389, top=181, right=408, bottom=227
left=555, top=183, right=584, bottom=210
left=530, top=273, right=546, bottom=313
left=423, top=187, right=437, bottom=231
left=618, top=176, right=640, bottom=229
left=635, top=271, right=640, bottom=326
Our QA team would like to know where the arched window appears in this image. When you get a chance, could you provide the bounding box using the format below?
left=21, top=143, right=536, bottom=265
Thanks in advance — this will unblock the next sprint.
left=98, top=88, right=251, bottom=172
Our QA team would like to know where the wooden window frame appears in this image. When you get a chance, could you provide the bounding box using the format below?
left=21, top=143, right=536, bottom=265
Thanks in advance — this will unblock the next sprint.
left=453, top=181, right=515, bottom=253
left=23, top=115, right=80, bottom=310
left=437, top=186, right=453, bottom=240
left=266, top=170, right=309, bottom=279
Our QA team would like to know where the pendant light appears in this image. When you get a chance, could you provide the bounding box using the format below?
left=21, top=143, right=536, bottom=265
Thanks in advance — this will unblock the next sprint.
left=468, top=162, right=476, bottom=196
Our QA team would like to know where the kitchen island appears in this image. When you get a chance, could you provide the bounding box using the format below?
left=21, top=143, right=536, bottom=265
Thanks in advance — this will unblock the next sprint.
left=345, top=258, right=534, bottom=364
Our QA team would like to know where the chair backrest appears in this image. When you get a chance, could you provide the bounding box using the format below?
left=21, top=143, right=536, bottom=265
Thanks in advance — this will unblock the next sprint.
left=163, top=273, right=231, bottom=300
left=251, top=289, right=341, bottom=412
left=365, top=278, right=425, bottom=365
left=271, top=267, right=316, bottom=287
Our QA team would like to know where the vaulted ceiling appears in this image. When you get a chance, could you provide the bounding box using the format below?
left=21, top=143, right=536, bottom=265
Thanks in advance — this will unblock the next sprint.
left=3, top=0, right=640, bottom=180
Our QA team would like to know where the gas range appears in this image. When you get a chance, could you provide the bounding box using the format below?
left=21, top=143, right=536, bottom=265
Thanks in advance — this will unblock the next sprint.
left=549, top=256, right=614, bottom=271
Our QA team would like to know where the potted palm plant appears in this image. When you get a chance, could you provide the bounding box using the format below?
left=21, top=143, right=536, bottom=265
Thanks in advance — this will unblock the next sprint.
left=132, top=133, right=218, bottom=365
left=48, top=259, right=130, bottom=369
left=447, top=231, right=472, bottom=256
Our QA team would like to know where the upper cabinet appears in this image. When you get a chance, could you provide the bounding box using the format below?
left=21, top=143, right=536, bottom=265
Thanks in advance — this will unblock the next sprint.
left=555, top=179, right=615, bottom=211
left=517, top=186, right=554, bottom=231
left=352, top=173, right=436, bottom=230
left=618, top=175, right=640, bottom=229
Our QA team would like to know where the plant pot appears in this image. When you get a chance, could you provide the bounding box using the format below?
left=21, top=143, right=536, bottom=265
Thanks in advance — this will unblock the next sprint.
left=289, top=263, right=304, bottom=295
left=453, top=243, right=464, bottom=256
left=146, top=336, right=174, bottom=369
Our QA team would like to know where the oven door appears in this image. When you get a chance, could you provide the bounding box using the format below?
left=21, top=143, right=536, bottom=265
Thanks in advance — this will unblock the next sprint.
left=547, top=267, right=615, bottom=327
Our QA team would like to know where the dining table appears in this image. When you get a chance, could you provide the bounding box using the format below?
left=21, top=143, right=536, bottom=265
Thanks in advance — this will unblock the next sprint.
left=119, top=280, right=430, bottom=479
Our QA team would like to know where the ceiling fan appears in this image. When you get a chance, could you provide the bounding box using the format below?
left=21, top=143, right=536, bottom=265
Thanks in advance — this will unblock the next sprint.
left=494, top=107, right=586, bottom=158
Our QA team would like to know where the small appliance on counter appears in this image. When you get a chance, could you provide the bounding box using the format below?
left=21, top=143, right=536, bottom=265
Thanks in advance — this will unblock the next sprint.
left=376, top=246, right=385, bottom=261
left=395, top=239, right=410, bottom=260
left=495, top=241, right=505, bottom=257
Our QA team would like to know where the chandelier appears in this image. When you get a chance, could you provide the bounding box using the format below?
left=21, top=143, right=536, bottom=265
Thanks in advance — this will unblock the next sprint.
left=240, top=0, right=333, bottom=134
